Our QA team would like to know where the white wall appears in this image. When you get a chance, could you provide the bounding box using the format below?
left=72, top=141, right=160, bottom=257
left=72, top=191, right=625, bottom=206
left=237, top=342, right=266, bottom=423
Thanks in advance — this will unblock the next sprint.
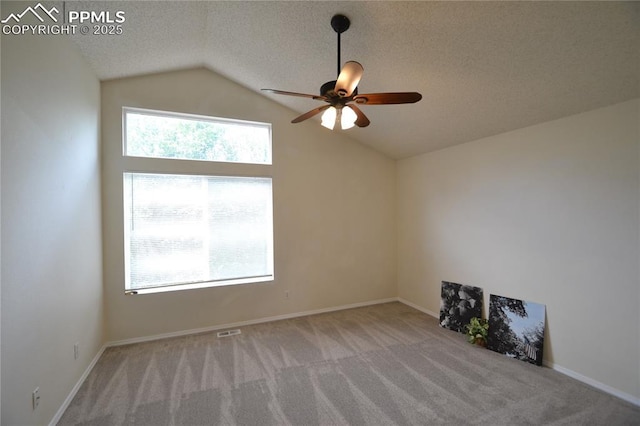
left=398, top=99, right=640, bottom=402
left=101, top=68, right=397, bottom=342
left=1, top=21, right=103, bottom=426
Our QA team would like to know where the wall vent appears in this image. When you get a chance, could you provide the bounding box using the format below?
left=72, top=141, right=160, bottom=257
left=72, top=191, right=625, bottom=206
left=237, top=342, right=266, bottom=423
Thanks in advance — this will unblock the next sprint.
left=217, top=329, right=241, bottom=338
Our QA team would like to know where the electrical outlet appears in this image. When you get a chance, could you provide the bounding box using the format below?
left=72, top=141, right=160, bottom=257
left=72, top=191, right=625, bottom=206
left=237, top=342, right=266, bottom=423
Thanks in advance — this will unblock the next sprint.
left=74, top=343, right=79, bottom=360
left=32, top=387, right=40, bottom=410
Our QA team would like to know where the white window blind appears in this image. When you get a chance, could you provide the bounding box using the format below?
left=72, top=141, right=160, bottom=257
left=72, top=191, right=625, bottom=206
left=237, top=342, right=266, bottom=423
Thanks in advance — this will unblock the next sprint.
left=124, top=173, right=273, bottom=291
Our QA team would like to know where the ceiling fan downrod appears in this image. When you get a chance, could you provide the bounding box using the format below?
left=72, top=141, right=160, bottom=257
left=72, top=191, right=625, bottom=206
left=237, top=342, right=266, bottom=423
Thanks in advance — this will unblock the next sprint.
left=331, top=14, right=350, bottom=78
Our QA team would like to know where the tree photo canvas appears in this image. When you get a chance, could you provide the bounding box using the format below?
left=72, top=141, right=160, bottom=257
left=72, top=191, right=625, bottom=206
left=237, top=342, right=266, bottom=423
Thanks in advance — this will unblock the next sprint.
left=439, top=281, right=483, bottom=333
left=487, top=294, right=546, bottom=366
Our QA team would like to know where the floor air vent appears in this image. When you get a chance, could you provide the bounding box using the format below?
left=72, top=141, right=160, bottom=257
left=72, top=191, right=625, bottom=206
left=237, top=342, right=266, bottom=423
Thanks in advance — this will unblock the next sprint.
left=217, top=329, right=241, bottom=338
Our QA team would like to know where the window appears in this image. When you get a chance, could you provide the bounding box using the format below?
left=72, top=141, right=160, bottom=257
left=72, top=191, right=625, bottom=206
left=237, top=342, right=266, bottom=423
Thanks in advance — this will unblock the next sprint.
left=122, top=108, right=273, bottom=294
left=124, top=108, right=271, bottom=164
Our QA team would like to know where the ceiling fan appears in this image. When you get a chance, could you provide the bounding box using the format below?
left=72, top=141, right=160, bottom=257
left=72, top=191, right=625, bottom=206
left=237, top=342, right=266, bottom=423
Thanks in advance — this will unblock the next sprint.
left=262, top=14, right=422, bottom=130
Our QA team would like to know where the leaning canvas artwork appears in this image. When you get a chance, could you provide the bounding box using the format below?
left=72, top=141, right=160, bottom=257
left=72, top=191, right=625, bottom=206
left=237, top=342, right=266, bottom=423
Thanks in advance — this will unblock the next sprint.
left=439, top=281, right=483, bottom=333
left=487, top=294, right=546, bottom=366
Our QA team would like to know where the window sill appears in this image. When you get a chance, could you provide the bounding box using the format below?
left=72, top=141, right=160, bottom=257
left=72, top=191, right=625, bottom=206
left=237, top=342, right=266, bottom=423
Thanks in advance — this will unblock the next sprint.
left=125, top=275, right=274, bottom=295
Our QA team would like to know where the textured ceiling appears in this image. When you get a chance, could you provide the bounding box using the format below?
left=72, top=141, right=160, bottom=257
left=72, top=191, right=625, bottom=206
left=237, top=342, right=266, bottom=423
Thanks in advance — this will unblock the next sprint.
left=68, top=1, right=639, bottom=159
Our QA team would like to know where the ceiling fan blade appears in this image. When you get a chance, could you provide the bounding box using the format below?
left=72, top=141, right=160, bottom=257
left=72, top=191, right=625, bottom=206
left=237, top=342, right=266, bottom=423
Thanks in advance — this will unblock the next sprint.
left=291, top=105, right=331, bottom=123
left=334, top=61, right=364, bottom=97
left=262, top=89, right=327, bottom=101
left=353, top=92, right=422, bottom=105
left=348, top=104, right=370, bottom=127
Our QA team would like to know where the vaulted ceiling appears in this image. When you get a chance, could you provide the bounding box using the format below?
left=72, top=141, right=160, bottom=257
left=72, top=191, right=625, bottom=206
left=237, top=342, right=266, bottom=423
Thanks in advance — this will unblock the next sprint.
left=69, top=1, right=639, bottom=159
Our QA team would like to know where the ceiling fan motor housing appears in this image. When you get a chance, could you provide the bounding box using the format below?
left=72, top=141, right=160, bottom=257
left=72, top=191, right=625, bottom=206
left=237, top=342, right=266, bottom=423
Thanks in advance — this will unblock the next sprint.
left=320, top=80, right=357, bottom=99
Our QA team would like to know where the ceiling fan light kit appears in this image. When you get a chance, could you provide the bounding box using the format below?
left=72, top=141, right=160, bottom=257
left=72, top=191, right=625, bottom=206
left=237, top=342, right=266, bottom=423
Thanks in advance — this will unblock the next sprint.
left=262, top=14, right=422, bottom=130
left=321, top=105, right=358, bottom=130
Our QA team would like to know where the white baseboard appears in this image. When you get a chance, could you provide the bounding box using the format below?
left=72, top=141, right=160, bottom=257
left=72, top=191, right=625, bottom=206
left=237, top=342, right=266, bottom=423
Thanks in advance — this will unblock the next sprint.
left=397, top=297, right=439, bottom=319
left=543, top=360, right=640, bottom=407
left=49, top=344, right=107, bottom=426
left=106, top=297, right=399, bottom=347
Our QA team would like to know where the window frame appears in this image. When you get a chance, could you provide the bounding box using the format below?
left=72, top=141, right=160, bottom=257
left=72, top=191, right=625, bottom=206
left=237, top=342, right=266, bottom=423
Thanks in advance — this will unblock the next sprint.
left=123, top=106, right=272, bottom=165
left=121, top=107, right=274, bottom=295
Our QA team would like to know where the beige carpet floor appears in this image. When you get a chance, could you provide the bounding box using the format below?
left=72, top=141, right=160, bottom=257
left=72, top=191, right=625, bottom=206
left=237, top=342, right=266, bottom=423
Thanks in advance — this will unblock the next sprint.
left=59, top=302, right=640, bottom=425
